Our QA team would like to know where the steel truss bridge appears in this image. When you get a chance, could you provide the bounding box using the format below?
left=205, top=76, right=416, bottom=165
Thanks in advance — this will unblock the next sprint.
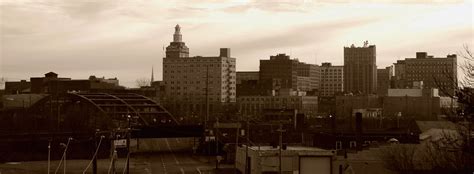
left=0, top=92, right=203, bottom=140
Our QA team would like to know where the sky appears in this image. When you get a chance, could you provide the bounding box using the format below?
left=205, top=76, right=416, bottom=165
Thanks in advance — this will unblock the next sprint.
left=1, top=0, right=473, bottom=88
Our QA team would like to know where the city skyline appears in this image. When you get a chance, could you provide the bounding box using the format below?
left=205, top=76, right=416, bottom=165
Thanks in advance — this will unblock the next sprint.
left=1, top=0, right=472, bottom=88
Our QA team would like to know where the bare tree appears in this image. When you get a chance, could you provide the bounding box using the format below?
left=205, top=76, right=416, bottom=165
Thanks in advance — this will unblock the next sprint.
left=0, top=77, right=5, bottom=89
left=379, top=144, right=419, bottom=173
left=135, top=77, right=151, bottom=88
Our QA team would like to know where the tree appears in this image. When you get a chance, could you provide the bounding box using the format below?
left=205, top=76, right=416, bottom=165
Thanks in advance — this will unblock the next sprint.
left=135, top=78, right=151, bottom=88
left=379, top=144, right=419, bottom=173
left=0, top=77, right=5, bottom=89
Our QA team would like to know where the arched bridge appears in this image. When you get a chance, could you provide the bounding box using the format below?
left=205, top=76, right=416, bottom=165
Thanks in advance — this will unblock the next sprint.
left=0, top=92, right=203, bottom=140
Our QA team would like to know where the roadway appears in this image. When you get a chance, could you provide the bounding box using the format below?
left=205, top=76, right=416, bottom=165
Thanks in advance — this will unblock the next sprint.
left=0, top=138, right=235, bottom=174
left=132, top=137, right=219, bottom=174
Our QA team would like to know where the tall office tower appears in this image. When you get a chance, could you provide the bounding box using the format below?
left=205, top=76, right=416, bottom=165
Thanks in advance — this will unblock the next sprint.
left=376, top=66, right=394, bottom=96
left=320, top=62, right=344, bottom=97
left=163, top=25, right=236, bottom=119
left=344, top=43, right=377, bottom=94
left=394, top=52, right=457, bottom=96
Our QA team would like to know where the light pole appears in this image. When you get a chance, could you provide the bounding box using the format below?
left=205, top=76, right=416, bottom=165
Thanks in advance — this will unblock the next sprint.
left=276, top=122, right=286, bottom=174
left=397, top=112, right=402, bottom=128
left=244, top=115, right=250, bottom=174
left=126, top=114, right=131, bottom=174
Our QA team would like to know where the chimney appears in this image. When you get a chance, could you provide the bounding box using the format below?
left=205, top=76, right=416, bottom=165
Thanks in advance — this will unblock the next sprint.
left=220, top=48, right=230, bottom=57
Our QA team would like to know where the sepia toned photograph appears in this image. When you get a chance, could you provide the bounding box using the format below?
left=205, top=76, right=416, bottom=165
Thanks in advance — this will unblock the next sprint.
left=0, top=0, right=473, bottom=173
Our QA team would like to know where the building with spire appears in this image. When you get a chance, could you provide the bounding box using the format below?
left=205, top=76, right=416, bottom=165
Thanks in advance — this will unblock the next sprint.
left=162, top=25, right=236, bottom=120
left=165, top=25, right=189, bottom=58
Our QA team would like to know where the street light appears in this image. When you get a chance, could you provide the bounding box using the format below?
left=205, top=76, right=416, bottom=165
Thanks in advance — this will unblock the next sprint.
left=126, top=114, right=131, bottom=174
left=397, top=112, right=402, bottom=128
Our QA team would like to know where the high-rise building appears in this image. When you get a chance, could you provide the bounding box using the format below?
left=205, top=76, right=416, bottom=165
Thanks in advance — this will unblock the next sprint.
left=259, top=54, right=320, bottom=95
left=393, top=52, right=457, bottom=96
left=344, top=43, right=377, bottom=94
left=320, top=62, right=344, bottom=97
left=162, top=25, right=236, bottom=119
left=376, top=66, right=394, bottom=96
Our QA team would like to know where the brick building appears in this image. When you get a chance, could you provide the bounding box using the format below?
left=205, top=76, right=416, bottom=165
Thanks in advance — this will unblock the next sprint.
left=319, top=62, right=343, bottom=97
left=344, top=43, right=377, bottom=94
left=162, top=25, right=236, bottom=119
left=393, top=52, right=457, bottom=96
left=376, top=66, right=394, bottom=96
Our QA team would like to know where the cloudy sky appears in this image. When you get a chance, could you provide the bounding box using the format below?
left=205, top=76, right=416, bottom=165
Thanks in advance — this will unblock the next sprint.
left=1, top=0, right=472, bottom=88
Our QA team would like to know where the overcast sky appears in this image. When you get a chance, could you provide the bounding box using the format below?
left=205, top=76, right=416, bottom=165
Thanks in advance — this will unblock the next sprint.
left=1, top=0, right=472, bottom=88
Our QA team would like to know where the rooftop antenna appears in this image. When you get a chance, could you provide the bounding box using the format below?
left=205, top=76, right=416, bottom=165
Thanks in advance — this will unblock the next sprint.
left=162, top=44, right=165, bottom=58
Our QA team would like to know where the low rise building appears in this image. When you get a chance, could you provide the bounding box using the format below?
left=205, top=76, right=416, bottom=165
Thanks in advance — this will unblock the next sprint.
left=236, top=145, right=335, bottom=174
left=237, top=95, right=318, bottom=118
left=236, top=71, right=260, bottom=96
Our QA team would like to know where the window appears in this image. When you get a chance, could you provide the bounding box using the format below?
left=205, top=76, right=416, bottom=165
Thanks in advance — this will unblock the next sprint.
left=350, top=141, right=357, bottom=148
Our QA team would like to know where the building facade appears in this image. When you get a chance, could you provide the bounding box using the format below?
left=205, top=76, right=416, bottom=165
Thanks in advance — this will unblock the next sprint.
left=297, top=63, right=320, bottom=92
left=376, top=66, right=394, bottom=96
left=319, top=62, right=344, bottom=97
left=393, top=52, right=457, bottom=96
left=237, top=95, right=318, bottom=118
left=236, top=71, right=260, bottom=96
left=259, top=54, right=299, bottom=94
left=344, top=44, right=377, bottom=94
left=259, top=54, right=320, bottom=95
left=162, top=25, right=236, bottom=119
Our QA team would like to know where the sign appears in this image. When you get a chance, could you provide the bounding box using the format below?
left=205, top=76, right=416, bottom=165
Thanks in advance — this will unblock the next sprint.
left=114, top=139, right=127, bottom=148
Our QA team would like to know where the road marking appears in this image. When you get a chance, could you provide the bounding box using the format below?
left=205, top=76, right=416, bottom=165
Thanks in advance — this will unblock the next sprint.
left=180, top=168, right=185, bottom=174
left=160, top=154, right=168, bottom=174
left=165, top=138, right=172, bottom=152
left=165, top=138, right=180, bottom=165
left=196, top=167, right=202, bottom=174
left=144, top=162, right=152, bottom=174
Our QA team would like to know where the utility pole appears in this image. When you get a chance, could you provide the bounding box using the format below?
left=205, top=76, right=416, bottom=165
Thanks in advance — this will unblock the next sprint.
left=215, top=118, right=219, bottom=169
left=126, top=115, right=131, bottom=174
left=206, top=65, right=209, bottom=124
left=276, top=122, right=286, bottom=174
left=245, top=117, right=250, bottom=174
left=93, top=132, right=98, bottom=174
left=205, top=65, right=211, bottom=162
left=234, top=126, right=239, bottom=174
left=48, top=139, right=51, bottom=174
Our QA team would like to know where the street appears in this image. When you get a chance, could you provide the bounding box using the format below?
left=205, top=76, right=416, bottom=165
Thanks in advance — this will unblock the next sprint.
left=0, top=138, right=234, bottom=174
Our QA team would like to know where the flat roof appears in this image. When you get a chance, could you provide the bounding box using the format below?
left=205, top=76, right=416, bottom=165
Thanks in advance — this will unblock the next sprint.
left=248, top=145, right=327, bottom=151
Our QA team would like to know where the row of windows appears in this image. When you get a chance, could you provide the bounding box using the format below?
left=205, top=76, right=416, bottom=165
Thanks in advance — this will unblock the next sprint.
left=239, top=97, right=302, bottom=102
left=168, top=92, right=236, bottom=97
left=164, top=64, right=235, bottom=68
left=321, top=78, right=342, bottom=82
